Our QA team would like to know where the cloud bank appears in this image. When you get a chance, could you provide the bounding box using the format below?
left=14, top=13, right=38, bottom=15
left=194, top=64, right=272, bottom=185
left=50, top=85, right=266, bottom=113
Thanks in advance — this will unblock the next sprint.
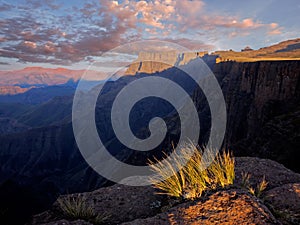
left=0, top=0, right=286, bottom=66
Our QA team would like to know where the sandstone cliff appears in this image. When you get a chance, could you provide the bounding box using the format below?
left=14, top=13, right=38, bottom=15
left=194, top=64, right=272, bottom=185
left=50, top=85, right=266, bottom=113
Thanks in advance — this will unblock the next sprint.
left=125, top=51, right=208, bottom=75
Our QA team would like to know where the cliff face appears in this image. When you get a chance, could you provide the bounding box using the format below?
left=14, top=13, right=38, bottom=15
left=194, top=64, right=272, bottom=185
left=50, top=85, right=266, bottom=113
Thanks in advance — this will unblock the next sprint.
left=125, top=51, right=208, bottom=75
left=206, top=61, right=300, bottom=170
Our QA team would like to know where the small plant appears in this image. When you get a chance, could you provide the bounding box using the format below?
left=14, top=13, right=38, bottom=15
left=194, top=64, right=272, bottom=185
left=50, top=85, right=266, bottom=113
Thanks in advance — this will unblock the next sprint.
left=149, top=152, right=187, bottom=198
left=256, top=176, right=268, bottom=198
left=209, top=151, right=235, bottom=188
left=148, top=144, right=235, bottom=200
left=244, top=175, right=268, bottom=198
left=248, top=186, right=256, bottom=196
left=241, top=172, right=251, bottom=188
left=57, top=194, right=109, bottom=224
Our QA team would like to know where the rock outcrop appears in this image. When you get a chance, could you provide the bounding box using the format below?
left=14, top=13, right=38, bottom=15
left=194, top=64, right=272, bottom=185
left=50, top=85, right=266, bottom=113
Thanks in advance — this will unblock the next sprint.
left=30, top=157, right=300, bottom=225
left=123, top=190, right=278, bottom=225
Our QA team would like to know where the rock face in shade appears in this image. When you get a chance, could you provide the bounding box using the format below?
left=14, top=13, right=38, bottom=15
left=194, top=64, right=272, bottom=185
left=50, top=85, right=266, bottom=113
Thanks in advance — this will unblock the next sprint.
left=193, top=60, right=300, bottom=172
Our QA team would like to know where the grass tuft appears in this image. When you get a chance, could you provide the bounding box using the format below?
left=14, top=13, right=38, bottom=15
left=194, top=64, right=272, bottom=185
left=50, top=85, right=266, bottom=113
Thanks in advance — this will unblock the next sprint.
left=256, top=176, right=268, bottom=198
left=242, top=174, right=268, bottom=198
left=57, top=194, right=109, bottom=224
left=241, top=172, right=251, bottom=189
left=148, top=144, right=235, bottom=200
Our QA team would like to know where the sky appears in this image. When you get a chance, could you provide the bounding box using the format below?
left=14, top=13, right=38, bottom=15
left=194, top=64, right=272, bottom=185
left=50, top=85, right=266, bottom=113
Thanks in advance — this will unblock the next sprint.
left=0, top=0, right=300, bottom=70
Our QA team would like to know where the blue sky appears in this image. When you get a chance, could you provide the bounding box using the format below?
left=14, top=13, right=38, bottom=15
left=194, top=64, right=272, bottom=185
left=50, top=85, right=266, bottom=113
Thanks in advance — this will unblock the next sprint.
left=0, top=0, right=299, bottom=70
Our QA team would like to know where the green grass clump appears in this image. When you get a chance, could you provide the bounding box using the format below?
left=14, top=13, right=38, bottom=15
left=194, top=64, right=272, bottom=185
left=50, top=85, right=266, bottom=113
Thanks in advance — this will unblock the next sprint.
left=148, top=144, right=235, bottom=200
left=57, top=194, right=109, bottom=224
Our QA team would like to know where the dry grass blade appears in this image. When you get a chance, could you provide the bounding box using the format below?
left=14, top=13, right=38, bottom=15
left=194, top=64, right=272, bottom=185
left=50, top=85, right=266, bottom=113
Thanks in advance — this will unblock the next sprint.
left=256, top=176, right=268, bottom=198
left=148, top=143, right=235, bottom=200
left=57, top=194, right=109, bottom=224
left=241, top=172, right=251, bottom=188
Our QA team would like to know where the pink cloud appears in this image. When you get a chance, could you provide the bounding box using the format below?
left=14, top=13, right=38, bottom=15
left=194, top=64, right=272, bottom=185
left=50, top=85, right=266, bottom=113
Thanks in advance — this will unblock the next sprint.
left=163, top=38, right=215, bottom=51
left=0, top=0, right=285, bottom=66
left=23, top=41, right=37, bottom=49
left=268, top=28, right=283, bottom=35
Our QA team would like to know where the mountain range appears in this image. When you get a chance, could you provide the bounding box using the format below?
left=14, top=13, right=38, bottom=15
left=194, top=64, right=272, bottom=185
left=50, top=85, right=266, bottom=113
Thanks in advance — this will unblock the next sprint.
left=0, top=38, right=299, bottom=224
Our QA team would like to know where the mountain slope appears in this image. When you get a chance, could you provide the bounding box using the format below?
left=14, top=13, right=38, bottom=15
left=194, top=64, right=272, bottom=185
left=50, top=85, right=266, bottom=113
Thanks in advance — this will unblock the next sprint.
left=214, top=38, right=300, bottom=62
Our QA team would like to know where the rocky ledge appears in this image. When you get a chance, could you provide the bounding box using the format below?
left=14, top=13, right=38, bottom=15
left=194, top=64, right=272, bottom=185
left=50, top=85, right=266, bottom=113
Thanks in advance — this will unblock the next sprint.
left=30, top=157, right=300, bottom=225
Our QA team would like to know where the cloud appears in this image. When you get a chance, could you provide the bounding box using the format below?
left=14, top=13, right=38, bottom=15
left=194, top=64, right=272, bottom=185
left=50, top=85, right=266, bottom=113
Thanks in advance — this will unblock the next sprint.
left=0, top=61, right=10, bottom=65
left=0, top=0, right=285, bottom=66
left=266, top=23, right=283, bottom=35
left=0, top=3, right=13, bottom=12
left=163, top=38, right=215, bottom=51
left=25, top=0, right=61, bottom=10
left=23, top=41, right=37, bottom=49
left=268, top=28, right=283, bottom=35
left=0, top=0, right=138, bottom=65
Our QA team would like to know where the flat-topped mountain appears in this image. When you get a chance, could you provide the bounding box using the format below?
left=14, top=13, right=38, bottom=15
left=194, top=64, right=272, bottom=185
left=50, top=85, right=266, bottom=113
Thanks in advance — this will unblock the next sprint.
left=0, top=67, right=84, bottom=87
left=126, top=38, right=300, bottom=75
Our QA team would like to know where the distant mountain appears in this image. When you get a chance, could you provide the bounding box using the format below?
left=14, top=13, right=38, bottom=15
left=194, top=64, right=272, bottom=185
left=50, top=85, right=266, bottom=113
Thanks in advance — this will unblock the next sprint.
left=0, top=86, right=30, bottom=95
left=0, top=67, right=107, bottom=95
left=214, top=38, right=300, bottom=62
left=0, top=85, right=76, bottom=104
left=17, top=96, right=73, bottom=127
left=0, top=67, right=84, bottom=87
left=259, top=38, right=300, bottom=54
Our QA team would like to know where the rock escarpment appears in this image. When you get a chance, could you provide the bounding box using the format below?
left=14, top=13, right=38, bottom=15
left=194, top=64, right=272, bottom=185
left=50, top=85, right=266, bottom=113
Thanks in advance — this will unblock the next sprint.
left=125, top=51, right=209, bottom=75
left=210, top=60, right=300, bottom=171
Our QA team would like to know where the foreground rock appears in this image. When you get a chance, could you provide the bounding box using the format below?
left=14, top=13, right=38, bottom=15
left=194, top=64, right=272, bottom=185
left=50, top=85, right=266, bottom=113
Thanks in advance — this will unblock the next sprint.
left=31, top=184, right=164, bottom=225
left=123, top=189, right=278, bottom=225
left=265, top=183, right=300, bottom=224
left=235, top=157, right=300, bottom=189
left=30, top=157, right=300, bottom=225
